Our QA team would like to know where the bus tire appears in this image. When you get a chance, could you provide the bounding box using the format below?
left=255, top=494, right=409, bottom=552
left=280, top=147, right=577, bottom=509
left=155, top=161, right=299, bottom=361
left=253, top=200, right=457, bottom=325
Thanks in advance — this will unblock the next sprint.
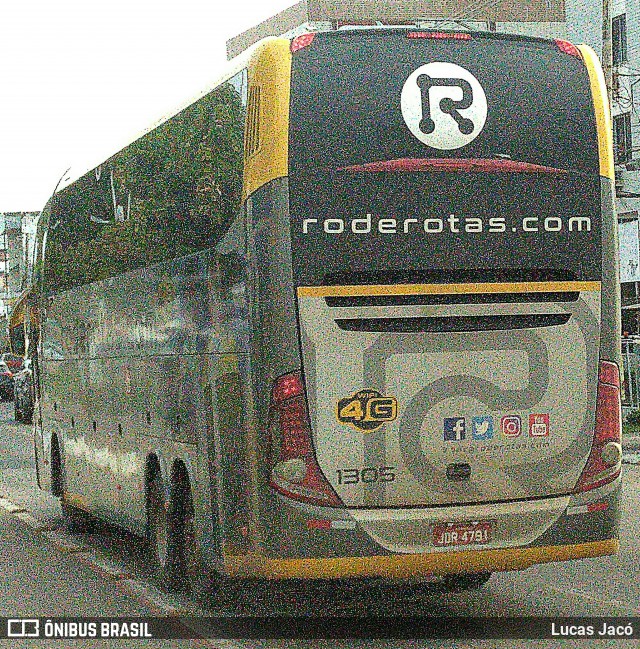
left=442, top=571, right=493, bottom=591
left=146, top=472, right=182, bottom=592
left=175, top=477, right=212, bottom=600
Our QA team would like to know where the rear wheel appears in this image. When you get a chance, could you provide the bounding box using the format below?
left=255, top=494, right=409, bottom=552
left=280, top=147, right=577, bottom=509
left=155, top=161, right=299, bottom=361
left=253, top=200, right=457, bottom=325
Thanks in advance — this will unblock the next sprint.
left=146, top=473, right=184, bottom=592
left=179, top=480, right=213, bottom=600
left=146, top=468, right=213, bottom=596
left=442, top=571, right=493, bottom=591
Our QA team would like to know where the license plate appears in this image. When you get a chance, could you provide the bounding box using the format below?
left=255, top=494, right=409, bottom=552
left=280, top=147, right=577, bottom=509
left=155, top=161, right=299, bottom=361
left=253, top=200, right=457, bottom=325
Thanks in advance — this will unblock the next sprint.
left=433, top=521, right=492, bottom=547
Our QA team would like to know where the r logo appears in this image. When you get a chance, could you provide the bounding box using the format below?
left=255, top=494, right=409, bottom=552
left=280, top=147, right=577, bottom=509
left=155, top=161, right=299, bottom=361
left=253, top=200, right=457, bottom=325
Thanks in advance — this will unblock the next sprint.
left=401, top=62, right=487, bottom=150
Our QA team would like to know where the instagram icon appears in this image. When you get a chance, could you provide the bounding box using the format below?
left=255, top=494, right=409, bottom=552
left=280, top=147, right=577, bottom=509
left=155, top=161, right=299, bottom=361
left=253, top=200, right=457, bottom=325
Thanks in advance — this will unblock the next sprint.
left=501, top=415, right=522, bottom=438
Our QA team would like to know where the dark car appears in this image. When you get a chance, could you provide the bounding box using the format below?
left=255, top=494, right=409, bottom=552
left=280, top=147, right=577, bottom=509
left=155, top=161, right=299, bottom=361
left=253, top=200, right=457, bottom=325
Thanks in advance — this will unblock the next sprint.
left=0, top=353, right=23, bottom=401
left=13, top=358, right=34, bottom=423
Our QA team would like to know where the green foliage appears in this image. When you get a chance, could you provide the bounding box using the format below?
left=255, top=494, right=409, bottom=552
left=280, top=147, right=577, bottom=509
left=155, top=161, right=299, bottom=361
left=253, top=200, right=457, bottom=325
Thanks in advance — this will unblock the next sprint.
left=46, top=79, right=245, bottom=294
left=625, top=409, right=640, bottom=427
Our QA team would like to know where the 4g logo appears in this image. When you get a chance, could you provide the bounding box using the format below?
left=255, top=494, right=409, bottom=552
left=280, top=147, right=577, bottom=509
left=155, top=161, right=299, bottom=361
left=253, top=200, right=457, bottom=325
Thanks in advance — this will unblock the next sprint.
left=336, top=389, right=398, bottom=432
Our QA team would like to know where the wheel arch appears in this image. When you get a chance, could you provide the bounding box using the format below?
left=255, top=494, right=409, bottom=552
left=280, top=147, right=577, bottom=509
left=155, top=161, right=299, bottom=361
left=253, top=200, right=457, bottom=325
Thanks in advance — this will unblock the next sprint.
left=145, top=452, right=196, bottom=517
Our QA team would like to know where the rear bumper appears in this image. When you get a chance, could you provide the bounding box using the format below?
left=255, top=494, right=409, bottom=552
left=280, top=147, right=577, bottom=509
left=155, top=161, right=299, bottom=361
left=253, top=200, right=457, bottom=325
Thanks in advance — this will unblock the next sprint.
left=235, top=482, right=620, bottom=579
left=225, top=538, right=618, bottom=579
left=348, top=495, right=570, bottom=553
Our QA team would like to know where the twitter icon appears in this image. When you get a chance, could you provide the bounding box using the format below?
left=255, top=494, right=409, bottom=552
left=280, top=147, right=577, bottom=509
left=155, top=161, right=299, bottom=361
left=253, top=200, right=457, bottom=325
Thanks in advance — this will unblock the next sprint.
left=472, top=416, right=494, bottom=440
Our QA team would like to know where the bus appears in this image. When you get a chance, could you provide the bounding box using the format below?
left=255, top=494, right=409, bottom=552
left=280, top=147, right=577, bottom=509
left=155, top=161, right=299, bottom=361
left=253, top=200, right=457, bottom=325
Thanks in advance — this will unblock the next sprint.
left=33, top=28, right=621, bottom=596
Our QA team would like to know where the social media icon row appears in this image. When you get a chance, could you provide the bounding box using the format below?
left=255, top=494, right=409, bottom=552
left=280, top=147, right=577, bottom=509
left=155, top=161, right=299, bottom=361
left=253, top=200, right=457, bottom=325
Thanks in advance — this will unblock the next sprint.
left=443, top=414, right=550, bottom=441
left=443, top=417, right=493, bottom=441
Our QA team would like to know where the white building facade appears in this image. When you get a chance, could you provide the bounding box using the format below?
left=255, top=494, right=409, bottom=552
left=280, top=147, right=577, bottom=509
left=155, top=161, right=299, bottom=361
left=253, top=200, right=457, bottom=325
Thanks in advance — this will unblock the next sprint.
left=562, top=1, right=640, bottom=332
left=0, top=212, right=38, bottom=318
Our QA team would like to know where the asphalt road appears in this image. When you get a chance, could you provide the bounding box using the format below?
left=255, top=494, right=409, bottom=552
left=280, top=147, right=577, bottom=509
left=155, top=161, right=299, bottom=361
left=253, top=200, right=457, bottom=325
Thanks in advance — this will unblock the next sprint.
left=0, top=400, right=638, bottom=647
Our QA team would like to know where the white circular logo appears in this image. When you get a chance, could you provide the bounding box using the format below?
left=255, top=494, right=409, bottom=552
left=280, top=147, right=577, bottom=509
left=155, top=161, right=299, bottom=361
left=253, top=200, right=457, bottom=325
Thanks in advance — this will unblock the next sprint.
left=401, top=62, right=487, bottom=150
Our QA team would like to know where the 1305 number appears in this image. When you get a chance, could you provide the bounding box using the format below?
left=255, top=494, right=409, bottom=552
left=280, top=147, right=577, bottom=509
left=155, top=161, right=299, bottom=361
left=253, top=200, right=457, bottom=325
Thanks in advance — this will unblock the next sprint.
left=336, top=466, right=397, bottom=485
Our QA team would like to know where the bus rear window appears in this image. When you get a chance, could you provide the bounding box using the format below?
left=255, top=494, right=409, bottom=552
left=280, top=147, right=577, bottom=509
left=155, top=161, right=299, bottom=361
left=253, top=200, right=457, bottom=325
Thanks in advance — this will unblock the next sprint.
left=288, top=31, right=601, bottom=286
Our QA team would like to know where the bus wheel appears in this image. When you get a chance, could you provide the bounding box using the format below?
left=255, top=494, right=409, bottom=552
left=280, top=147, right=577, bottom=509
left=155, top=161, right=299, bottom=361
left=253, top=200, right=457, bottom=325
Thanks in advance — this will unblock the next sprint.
left=176, top=480, right=211, bottom=600
left=146, top=473, right=182, bottom=592
left=441, top=572, right=492, bottom=591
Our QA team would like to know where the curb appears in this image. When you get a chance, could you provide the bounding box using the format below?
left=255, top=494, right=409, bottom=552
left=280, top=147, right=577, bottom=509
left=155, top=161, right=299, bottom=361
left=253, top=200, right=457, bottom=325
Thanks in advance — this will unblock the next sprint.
left=0, top=496, right=205, bottom=621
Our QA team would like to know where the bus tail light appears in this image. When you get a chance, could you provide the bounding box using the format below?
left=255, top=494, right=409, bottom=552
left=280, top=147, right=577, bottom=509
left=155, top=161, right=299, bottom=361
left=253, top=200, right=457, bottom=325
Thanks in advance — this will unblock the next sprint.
left=291, top=33, right=315, bottom=53
left=269, top=372, right=342, bottom=507
left=574, top=361, right=622, bottom=493
left=407, top=32, right=472, bottom=41
left=554, top=39, right=582, bottom=59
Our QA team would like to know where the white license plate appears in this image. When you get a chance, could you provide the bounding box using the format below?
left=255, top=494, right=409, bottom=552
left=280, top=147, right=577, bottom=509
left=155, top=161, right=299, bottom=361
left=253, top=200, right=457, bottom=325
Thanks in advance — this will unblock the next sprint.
left=433, top=521, right=492, bottom=547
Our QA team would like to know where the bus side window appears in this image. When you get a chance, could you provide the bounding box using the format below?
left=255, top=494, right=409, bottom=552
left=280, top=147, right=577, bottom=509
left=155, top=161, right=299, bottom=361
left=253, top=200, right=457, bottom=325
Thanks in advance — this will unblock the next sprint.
left=44, top=70, right=247, bottom=295
left=214, top=209, right=248, bottom=323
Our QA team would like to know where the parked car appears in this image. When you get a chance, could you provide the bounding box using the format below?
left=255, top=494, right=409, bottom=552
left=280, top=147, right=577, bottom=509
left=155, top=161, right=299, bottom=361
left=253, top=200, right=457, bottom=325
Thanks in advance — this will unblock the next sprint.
left=0, top=369, right=13, bottom=400
left=0, top=353, right=23, bottom=401
left=13, top=358, right=34, bottom=423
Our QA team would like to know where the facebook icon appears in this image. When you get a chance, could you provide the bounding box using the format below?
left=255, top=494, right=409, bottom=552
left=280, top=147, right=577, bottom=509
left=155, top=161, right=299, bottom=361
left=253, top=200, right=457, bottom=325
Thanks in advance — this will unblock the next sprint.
left=444, top=417, right=466, bottom=441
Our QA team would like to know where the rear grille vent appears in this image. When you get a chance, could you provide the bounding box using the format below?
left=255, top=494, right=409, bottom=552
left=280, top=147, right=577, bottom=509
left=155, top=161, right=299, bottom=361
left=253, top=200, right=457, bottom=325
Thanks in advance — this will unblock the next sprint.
left=324, top=269, right=578, bottom=286
left=326, top=292, right=579, bottom=307
left=335, top=314, right=571, bottom=333
left=244, top=86, right=261, bottom=158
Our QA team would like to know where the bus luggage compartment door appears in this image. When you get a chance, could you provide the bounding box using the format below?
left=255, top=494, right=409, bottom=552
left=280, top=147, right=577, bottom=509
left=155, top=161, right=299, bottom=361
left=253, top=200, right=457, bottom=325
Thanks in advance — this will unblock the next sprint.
left=296, top=284, right=600, bottom=511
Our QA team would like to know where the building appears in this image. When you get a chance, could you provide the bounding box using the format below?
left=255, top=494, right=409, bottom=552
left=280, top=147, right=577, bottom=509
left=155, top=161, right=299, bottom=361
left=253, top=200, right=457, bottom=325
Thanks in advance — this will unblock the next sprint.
left=226, top=1, right=567, bottom=59
left=563, top=2, right=640, bottom=333
left=0, top=212, right=38, bottom=318
left=606, top=1, right=640, bottom=333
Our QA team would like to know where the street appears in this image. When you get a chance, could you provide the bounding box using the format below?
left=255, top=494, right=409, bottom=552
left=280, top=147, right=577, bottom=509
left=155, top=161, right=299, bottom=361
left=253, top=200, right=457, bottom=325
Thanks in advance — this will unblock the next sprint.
left=0, top=400, right=638, bottom=647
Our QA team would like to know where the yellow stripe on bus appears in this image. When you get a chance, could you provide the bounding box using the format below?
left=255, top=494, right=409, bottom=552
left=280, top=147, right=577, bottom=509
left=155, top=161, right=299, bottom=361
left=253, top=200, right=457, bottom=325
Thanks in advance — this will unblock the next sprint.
left=224, top=539, right=617, bottom=579
left=242, top=38, right=291, bottom=201
left=578, top=44, right=615, bottom=181
left=297, top=281, right=601, bottom=299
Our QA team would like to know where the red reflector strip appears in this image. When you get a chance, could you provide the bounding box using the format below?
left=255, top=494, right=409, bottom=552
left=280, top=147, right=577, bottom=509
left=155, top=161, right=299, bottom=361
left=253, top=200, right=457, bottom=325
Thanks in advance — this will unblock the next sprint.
left=567, top=503, right=609, bottom=515
left=337, top=158, right=569, bottom=174
left=407, top=31, right=472, bottom=41
left=306, top=519, right=357, bottom=530
left=291, top=33, right=315, bottom=53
